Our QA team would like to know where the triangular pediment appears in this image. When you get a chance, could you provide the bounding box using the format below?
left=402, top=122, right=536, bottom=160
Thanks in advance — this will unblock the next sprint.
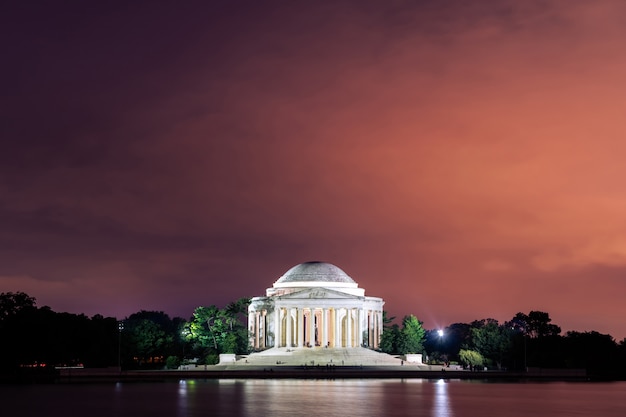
left=277, top=287, right=361, bottom=300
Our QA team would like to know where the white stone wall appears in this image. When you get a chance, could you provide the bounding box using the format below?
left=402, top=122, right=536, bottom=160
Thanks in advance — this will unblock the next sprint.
left=405, top=354, right=423, bottom=364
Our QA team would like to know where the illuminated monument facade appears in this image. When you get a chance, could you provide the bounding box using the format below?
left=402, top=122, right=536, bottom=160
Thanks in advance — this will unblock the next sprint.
left=248, top=261, right=384, bottom=350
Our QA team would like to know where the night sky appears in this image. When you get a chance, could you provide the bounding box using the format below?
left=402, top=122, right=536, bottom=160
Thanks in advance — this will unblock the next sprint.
left=2, top=1, right=626, bottom=340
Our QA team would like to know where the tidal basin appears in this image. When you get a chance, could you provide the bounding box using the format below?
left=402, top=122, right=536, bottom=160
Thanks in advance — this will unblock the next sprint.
left=2, top=379, right=625, bottom=417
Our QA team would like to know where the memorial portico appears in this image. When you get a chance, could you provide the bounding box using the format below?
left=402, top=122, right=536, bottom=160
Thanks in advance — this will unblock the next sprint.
left=248, top=262, right=384, bottom=350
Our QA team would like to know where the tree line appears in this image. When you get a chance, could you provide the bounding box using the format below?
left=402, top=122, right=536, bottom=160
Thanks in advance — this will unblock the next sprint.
left=381, top=311, right=626, bottom=378
left=0, top=292, right=250, bottom=376
left=2, top=291, right=626, bottom=379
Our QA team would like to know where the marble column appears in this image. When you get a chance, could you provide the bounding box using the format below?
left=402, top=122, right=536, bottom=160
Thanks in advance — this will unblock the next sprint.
left=286, top=307, right=292, bottom=348
left=367, top=310, right=372, bottom=347
left=372, top=311, right=377, bottom=349
left=260, top=311, right=265, bottom=348
left=254, top=312, right=260, bottom=348
left=335, top=308, right=342, bottom=347
left=378, top=311, right=383, bottom=348
left=309, top=308, right=315, bottom=346
left=274, top=307, right=280, bottom=348
left=358, top=308, right=364, bottom=348
left=321, top=308, right=328, bottom=348
left=297, top=308, right=304, bottom=347
left=330, top=309, right=335, bottom=347
left=249, top=311, right=255, bottom=348
left=346, top=308, right=352, bottom=347
left=371, top=310, right=376, bottom=348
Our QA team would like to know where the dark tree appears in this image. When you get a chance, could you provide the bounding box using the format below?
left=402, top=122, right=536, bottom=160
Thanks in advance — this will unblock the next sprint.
left=0, top=297, right=119, bottom=378
left=424, top=323, right=472, bottom=363
left=470, top=318, right=512, bottom=369
left=122, top=311, right=183, bottom=368
left=444, top=323, right=472, bottom=357
left=512, top=311, right=561, bottom=338
left=506, top=311, right=563, bottom=369
left=84, top=314, right=118, bottom=367
left=563, top=331, right=618, bottom=378
left=379, top=310, right=399, bottom=354
left=0, top=291, right=36, bottom=321
left=380, top=323, right=400, bottom=354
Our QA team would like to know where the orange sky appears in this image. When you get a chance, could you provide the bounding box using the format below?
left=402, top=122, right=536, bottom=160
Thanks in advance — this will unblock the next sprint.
left=2, top=0, right=625, bottom=340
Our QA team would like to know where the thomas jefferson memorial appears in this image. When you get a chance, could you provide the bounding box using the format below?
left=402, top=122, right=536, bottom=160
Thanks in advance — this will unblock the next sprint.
left=248, top=261, right=385, bottom=350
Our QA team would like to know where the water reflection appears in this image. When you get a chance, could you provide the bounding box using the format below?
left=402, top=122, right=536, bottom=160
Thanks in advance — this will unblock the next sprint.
left=241, top=379, right=386, bottom=417
left=3, top=379, right=626, bottom=417
left=177, top=380, right=197, bottom=417
left=432, top=379, right=454, bottom=417
left=169, top=379, right=455, bottom=417
left=178, top=380, right=188, bottom=399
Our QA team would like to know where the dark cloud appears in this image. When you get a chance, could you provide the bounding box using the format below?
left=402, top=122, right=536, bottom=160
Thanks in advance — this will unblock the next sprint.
left=1, top=0, right=625, bottom=340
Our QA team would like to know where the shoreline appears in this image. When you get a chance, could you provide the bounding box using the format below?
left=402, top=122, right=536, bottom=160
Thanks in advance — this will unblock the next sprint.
left=54, top=366, right=592, bottom=383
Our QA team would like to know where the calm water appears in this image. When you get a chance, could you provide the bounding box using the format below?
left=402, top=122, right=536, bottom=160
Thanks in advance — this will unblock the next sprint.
left=2, top=379, right=625, bottom=417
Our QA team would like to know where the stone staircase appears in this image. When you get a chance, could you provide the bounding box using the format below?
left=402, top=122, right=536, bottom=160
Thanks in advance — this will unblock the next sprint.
left=226, top=347, right=412, bottom=369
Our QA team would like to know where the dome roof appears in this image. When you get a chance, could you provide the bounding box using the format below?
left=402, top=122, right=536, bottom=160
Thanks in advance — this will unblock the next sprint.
left=275, top=261, right=356, bottom=284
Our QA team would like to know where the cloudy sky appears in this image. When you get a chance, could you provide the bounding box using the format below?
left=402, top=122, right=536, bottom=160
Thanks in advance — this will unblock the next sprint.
left=2, top=0, right=626, bottom=340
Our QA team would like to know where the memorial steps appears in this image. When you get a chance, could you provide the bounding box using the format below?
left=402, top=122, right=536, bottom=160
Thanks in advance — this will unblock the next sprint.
left=226, top=347, right=420, bottom=368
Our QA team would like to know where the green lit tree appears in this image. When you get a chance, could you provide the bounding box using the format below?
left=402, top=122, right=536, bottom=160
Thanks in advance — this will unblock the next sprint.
left=398, top=315, right=426, bottom=354
left=186, top=298, right=250, bottom=361
left=380, top=323, right=400, bottom=354
left=379, top=311, right=399, bottom=353
left=189, top=305, right=222, bottom=351
left=459, top=349, right=484, bottom=369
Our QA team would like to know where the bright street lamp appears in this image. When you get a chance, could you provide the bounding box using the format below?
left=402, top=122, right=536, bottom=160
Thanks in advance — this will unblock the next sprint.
left=436, top=329, right=446, bottom=367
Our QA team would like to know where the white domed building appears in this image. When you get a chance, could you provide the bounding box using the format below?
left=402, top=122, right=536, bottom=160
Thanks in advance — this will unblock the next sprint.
left=248, top=262, right=385, bottom=350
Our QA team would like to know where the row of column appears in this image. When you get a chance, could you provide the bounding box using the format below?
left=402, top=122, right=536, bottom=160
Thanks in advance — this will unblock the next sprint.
left=250, top=307, right=382, bottom=350
left=250, top=310, right=268, bottom=349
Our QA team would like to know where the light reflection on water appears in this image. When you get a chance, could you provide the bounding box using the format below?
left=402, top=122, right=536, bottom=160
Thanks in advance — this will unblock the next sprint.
left=2, top=379, right=626, bottom=417
left=434, top=379, right=453, bottom=417
left=190, top=378, right=454, bottom=417
left=241, top=379, right=387, bottom=417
